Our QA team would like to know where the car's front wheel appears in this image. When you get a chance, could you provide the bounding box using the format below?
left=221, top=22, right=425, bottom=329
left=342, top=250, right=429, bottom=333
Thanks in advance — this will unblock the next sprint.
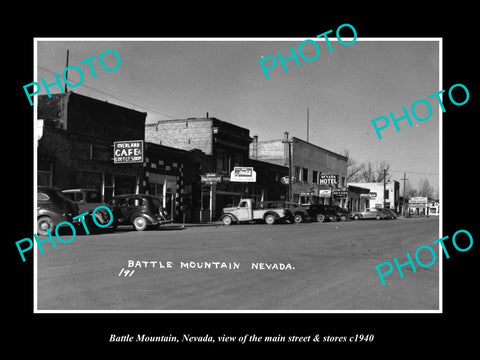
left=264, top=214, right=276, bottom=225
left=37, top=216, right=54, bottom=236
left=132, top=216, right=148, bottom=231
left=316, top=214, right=325, bottom=223
left=222, top=215, right=233, bottom=226
left=353, top=215, right=360, bottom=220
left=293, top=213, right=303, bottom=223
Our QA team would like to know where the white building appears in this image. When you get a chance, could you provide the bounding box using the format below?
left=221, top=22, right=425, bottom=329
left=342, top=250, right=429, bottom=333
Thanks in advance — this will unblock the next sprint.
left=347, top=181, right=400, bottom=212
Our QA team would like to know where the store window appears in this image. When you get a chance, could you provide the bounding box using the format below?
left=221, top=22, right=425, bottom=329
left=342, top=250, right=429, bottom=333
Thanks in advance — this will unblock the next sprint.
left=75, top=170, right=102, bottom=191
left=312, top=170, right=318, bottom=184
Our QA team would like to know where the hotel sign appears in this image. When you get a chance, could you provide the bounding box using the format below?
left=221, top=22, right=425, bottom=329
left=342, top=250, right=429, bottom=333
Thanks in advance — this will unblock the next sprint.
left=113, top=140, right=144, bottom=164
left=318, top=174, right=339, bottom=186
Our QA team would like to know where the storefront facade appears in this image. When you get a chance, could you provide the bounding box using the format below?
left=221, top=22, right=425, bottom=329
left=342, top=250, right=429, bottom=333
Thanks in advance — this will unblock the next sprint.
left=37, top=92, right=147, bottom=202
left=250, top=132, right=348, bottom=206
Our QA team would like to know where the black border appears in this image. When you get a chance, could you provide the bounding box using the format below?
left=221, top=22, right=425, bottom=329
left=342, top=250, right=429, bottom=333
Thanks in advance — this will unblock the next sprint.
left=7, top=7, right=477, bottom=354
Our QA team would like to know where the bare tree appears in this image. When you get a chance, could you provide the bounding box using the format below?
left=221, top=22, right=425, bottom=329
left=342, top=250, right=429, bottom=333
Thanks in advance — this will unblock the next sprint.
left=405, top=182, right=418, bottom=199
left=418, top=177, right=435, bottom=198
left=343, top=149, right=391, bottom=183
left=358, top=160, right=391, bottom=182
left=343, top=149, right=363, bottom=183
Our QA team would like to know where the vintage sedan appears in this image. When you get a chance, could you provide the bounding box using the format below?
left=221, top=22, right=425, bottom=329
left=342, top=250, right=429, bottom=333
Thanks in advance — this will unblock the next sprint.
left=37, top=186, right=79, bottom=236
left=330, top=205, right=352, bottom=221
left=110, top=194, right=172, bottom=231
left=62, top=188, right=114, bottom=229
left=351, top=208, right=388, bottom=220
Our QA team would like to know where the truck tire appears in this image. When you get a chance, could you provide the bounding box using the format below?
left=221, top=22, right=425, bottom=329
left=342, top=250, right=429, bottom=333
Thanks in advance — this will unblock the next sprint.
left=264, top=214, right=276, bottom=225
left=222, top=215, right=233, bottom=226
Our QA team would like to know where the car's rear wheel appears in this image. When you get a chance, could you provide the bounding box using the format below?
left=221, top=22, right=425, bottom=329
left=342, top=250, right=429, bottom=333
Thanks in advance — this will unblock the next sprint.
left=264, top=214, right=276, bottom=225
left=293, top=213, right=303, bottom=223
left=222, top=215, right=233, bottom=226
left=340, top=215, right=347, bottom=221
left=133, top=216, right=148, bottom=231
left=37, top=216, right=54, bottom=236
left=353, top=215, right=360, bottom=220
left=316, top=214, right=325, bottom=223
left=375, top=215, right=381, bottom=220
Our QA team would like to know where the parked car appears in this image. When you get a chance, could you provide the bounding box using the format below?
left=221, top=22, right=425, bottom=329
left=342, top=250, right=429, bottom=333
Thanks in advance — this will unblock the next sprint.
left=221, top=199, right=290, bottom=225
left=37, top=186, right=79, bottom=236
left=110, top=194, right=172, bottom=231
left=351, top=208, right=388, bottom=220
left=62, top=188, right=115, bottom=229
left=284, top=202, right=311, bottom=223
left=305, top=203, right=341, bottom=222
left=330, top=205, right=352, bottom=221
left=378, top=208, right=397, bottom=219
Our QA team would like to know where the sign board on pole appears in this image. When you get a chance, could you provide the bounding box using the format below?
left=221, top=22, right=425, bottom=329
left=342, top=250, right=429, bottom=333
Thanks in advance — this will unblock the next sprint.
left=230, top=167, right=256, bottom=182
left=113, top=140, right=144, bottom=164
left=200, top=173, right=223, bottom=185
left=409, top=197, right=428, bottom=204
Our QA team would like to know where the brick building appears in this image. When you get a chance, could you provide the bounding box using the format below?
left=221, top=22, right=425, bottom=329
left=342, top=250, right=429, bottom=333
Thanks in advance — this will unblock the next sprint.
left=37, top=92, right=147, bottom=201
left=145, top=117, right=288, bottom=221
left=37, top=92, right=195, bottom=222
left=250, top=132, right=348, bottom=206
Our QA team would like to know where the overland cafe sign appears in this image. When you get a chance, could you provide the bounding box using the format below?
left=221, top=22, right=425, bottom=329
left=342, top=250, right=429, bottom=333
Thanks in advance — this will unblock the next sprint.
left=113, top=140, right=144, bottom=164
left=230, top=167, right=256, bottom=182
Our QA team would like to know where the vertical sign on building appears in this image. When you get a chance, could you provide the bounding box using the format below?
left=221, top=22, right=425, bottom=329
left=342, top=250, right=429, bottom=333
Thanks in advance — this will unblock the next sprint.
left=113, top=140, right=144, bottom=164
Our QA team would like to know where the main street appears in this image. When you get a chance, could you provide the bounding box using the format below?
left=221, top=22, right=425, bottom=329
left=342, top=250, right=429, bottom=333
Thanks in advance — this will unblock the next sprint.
left=36, top=217, right=440, bottom=311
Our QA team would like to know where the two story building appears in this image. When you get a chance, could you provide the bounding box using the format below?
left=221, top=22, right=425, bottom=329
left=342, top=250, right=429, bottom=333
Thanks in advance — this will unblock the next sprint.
left=250, top=132, right=348, bottom=207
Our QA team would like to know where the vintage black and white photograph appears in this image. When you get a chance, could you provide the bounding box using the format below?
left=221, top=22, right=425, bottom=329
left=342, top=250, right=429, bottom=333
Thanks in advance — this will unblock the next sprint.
left=32, top=37, right=441, bottom=312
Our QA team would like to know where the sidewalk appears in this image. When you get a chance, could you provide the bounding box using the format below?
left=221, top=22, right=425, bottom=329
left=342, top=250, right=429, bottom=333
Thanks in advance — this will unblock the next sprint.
left=167, top=221, right=223, bottom=228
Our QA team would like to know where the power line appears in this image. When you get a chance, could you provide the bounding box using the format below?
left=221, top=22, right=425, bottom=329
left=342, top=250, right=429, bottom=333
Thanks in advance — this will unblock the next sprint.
left=37, top=65, right=186, bottom=120
left=389, top=169, right=439, bottom=175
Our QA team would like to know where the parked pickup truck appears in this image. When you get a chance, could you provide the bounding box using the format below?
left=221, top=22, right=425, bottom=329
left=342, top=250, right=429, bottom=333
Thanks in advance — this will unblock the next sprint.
left=221, top=199, right=290, bottom=225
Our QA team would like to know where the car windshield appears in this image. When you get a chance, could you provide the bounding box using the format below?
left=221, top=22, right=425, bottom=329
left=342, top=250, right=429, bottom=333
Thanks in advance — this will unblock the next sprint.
left=151, top=197, right=162, bottom=209
left=85, top=191, right=100, bottom=202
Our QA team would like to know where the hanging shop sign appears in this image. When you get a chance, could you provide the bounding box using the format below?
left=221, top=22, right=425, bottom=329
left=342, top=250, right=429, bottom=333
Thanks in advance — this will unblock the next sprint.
left=318, top=174, right=339, bottom=186
left=333, top=190, right=348, bottom=198
left=360, top=192, right=377, bottom=199
left=200, top=173, right=223, bottom=185
left=230, top=167, right=256, bottom=182
left=113, top=140, right=144, bottom=164
left=319, top=189, right=331, bottom=198
left=280, top=175, right=297, bottom=185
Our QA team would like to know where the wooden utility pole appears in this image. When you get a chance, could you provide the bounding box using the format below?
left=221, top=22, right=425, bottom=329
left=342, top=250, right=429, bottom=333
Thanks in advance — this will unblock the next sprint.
left=64, top=49, right=69, bottom=93
left=307, top=107, right=309, bottom=143
left=401, top=172, right=408, bottom=215
left=383, top=169, right=387, bottom=208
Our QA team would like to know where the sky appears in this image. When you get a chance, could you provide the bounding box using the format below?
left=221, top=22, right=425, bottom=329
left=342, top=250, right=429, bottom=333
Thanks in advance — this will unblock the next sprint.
left=35, top=38, right=440, bottom=194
